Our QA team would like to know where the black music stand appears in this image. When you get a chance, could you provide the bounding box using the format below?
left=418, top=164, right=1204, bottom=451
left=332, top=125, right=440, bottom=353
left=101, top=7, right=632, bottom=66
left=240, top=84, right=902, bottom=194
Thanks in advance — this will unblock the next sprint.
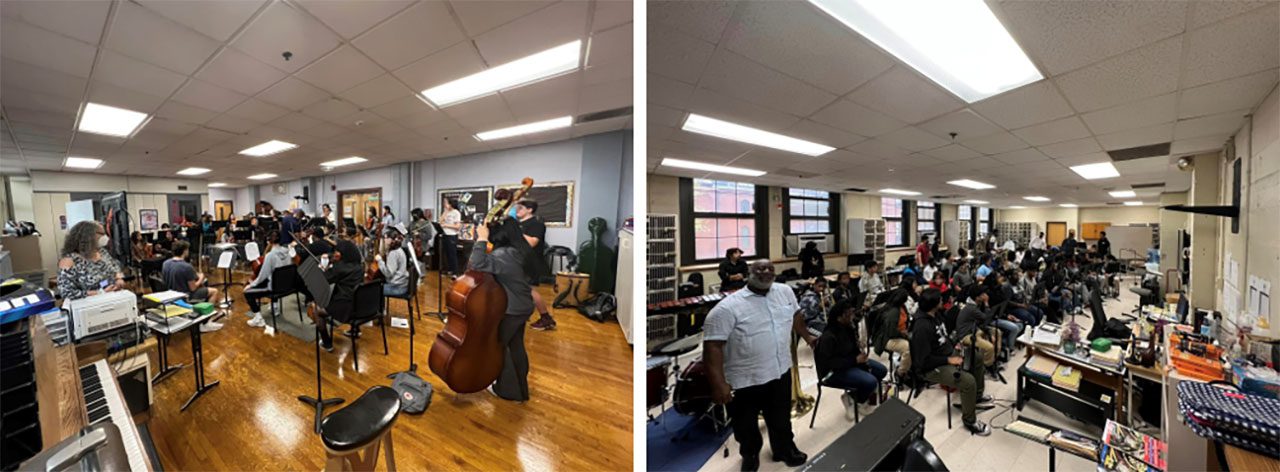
left=425, top=222, right=447, bottom=322
left=295, top=256, right=343, bottom=433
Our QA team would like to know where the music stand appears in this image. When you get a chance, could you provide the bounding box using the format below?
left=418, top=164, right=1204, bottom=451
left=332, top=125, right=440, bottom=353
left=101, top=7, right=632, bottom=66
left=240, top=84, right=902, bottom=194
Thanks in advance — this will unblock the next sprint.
left=425, top=221, right=447, bottom=322
left=295, top=254, right=343, bottom=433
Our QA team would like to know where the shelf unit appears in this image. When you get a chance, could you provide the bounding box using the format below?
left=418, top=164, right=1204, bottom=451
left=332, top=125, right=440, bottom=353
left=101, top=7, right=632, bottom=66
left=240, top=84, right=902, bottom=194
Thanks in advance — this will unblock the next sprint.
left=943, top=220, right=971, bottom=251
left=647, top=214, right=678, bottom=306
left=846, top=218, right=886, bottom=266
left=994, top=222, right=1040, bottom=249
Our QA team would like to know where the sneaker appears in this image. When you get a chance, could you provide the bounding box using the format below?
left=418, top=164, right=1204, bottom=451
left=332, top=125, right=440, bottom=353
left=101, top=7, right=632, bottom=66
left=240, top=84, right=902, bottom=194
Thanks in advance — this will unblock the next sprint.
left=530, top=315, right=556, bottom=331
left=840, top=392, right=857, bottom=420
left=320, top=340, right=334, bottom=352
left=741, top=455, right=760, bottom=472
left=964, top=420, right=992, bottom=436
left=978, top=394, right=994, bottom=405
left=771, top=450, right=808, bottom=467
left=199, top=321, right=223, bottom=333
left=856, top=401, right=876, bottom=418
left=247, top=313, right=266, bottom=328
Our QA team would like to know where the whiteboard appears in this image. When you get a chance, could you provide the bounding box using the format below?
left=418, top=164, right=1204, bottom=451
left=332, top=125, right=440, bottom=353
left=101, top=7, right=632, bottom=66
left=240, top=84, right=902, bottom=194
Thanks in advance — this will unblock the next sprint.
left=65, top=200, right=94, bottom=229
left=1104, top=226, right=1153, bottom=260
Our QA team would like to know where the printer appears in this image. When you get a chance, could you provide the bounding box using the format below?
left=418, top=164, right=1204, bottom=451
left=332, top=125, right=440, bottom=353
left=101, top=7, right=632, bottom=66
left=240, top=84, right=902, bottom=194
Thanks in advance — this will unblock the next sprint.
left=66, top=291, right=137, bottom=341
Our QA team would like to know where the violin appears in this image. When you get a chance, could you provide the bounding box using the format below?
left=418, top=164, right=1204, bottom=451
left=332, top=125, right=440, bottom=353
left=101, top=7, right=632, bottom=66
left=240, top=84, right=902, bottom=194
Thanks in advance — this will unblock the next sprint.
left=429, top=177, right=534, bottom=394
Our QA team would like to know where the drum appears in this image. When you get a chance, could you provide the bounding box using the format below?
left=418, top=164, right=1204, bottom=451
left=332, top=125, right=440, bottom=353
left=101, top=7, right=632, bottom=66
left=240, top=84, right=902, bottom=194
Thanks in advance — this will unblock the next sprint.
left=673, top=360, right=712, bottom=415
left=646, top=355, right=672, bottom=409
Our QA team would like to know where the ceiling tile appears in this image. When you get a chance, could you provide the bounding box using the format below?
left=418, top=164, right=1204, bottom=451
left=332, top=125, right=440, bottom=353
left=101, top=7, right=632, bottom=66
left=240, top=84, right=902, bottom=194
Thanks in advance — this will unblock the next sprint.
left=1, top=0, right=110, bottom=44
left=918, top=108, right=1004, bottom=141
left=172, top=79, right=247, bottom=113
left=86, top=81, right=168, bottom=112
left=154, top=100, right=219, bottom=125
left=392, top=42, right=487, bottom=94
left=196, top=47, right=288, bottom=96
left=1, top=17, right=97, bottom=78
left=0, top=58, right=87, bottom=100
left=1055, top=37, right=1182, bottom=113
left=849, top=67, right=963, bottom=124
left=502, top=71, right=580, bottom=120
left=1012, top=116, right=1092, bottom=146
left=352, top=1, right=465, bottom=71
left=450, top=0, right=554, bottom=37
left=106, top=1, right=220, bottom=75
left=721, top=0, right=894, bottom=95
left=578, top=78, right=631, bottom=115
left=961, top=131, right=1029, bottom=155
left=588, top=22, right=632, bottom=69
left=476, top=1, right=589, bottom=66
left=257, top=77, right=330, bottom=111
left=647, top=22, right=714, bottom=85
left=922, top=144, right=981, bottom=162
left=810, top=99, right=906, bottom=138
left=1180, top=3, right=1280, bottom=88
left=224, top=98, right=291, bottom=123
left=1080, top=93, right=1177, bottom=135
left=294, top=0, right=413, bottom=39
left=206, top=114, right=259, bottom=134
left=998, top=0, right=1187, bottom=75
left=135, top=0, right=265, bottom=42
left=1095, top=122, right=1174, bottom=150
left=879, top=126, right=949, bottom=152
left=1038, top=137, right=1102, bottom=159
left=1171, top=136, right=1227, bottom=155
left=1178, top=68, right=1279, bottom=119
left=991, top=148, right=1051, bottom=165
left=783, top=120, right=866, bottom=149
left=231, top=1, right=341, bottom=74
left=686, top=88, right=802, bottom=133
left=1187, top=1, right=1272, bottom=29
left=648, top=0, right=735, bottom=44
left=93, top=50, right=189, bottom=99
left=296, top=46, right=384, bottom=94
left=699, top=49, right=836, bottom=117
left=970, top=80, right=1074, bottom=130
left=339, top=74, right=413, bottom=109
left=1173, top=109, right=1248, bottom=140
left=0, top=87, right=80, bottom=117
left=593, top=0, right=632, bottom=32
left=302, top=98, right=361, bottom=124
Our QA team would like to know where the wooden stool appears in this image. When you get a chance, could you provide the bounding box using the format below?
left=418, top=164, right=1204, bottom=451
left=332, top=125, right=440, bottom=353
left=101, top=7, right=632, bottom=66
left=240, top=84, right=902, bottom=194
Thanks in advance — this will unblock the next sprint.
left=320, top=386, right=401, bottom=472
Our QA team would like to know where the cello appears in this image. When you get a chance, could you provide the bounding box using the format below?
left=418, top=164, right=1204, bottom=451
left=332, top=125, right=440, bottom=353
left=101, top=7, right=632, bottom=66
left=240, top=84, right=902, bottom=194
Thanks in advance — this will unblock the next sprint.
left=428, top=177, right=534, bottom=394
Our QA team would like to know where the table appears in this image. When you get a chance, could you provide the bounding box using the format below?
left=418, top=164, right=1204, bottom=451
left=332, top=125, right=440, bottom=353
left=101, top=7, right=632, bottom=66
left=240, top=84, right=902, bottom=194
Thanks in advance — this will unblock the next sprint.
left=1124, top=360, right=1164, bottom=427
left=1007, top=416, right=1099, bottom=472
left=146, top=312, right=219, bottom=411
left=1016, top=332, right=1126, bottom=427
left=1223, top=444, right=1280, bottom=472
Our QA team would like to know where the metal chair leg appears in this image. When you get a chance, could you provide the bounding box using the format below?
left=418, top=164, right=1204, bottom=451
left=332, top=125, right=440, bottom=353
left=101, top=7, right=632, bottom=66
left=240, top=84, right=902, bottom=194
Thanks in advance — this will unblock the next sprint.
left=809, top=386, right=822, bottom=429
left=351, top=328, right=360, bottom=371
left=380, top=315, right=388, bottom=355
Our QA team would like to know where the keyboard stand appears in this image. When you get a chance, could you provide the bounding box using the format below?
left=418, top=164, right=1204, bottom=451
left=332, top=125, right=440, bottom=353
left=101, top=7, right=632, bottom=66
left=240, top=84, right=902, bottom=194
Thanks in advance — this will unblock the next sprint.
left=151, top=333, right=185, bottom=384
left=180, top=322, right=219, bottom=411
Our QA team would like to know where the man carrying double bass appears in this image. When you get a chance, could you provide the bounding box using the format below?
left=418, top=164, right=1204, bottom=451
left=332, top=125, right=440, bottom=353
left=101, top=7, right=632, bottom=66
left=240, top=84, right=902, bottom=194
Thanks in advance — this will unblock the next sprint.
left=469, top=217, right=536, bottom=402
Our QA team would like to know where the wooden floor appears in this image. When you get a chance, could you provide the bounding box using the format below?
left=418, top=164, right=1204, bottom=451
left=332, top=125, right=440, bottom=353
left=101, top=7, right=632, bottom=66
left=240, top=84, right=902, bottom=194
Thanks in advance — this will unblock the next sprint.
left=145, top=269, right=633, bottom=471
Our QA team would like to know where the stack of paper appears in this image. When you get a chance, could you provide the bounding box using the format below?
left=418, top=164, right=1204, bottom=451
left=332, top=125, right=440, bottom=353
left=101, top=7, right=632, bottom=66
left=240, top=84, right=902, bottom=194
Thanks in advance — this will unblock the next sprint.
left=1026, top=355, right=1060, bottom=378
left=1094, top=346, right=1124, bottom=370
left=143, top=290, right=187, bottom=304
left=1005, top=420, right=1052, bottom=442
left=1032, top=323, right=1063, bottom=347
left=1052, top=365, right=1082, bottom=392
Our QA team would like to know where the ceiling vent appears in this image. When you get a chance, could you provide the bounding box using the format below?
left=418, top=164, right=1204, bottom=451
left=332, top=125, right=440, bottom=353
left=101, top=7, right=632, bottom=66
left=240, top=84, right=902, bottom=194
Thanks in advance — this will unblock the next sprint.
left=1106, top=201, right=1123, bottom=205
left=1132, top=182, right=1164, bottom=189
left=1107, top=143, right=1171, bottom=162
left=930, top=194, right=964, bottom=200
left=576, top=106, right=632, bottom=123
left=844, top=187, right=867, bottom=192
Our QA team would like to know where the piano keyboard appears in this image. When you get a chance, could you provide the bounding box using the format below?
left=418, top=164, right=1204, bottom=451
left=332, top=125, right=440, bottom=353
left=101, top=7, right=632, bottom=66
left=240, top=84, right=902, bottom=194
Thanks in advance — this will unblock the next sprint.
left=79, top=360, right=150, bottom=472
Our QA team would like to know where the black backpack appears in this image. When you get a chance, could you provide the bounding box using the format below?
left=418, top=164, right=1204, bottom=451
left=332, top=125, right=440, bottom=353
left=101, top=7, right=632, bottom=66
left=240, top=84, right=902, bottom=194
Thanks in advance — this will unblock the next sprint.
left=577, top=293, right=617, bottom=322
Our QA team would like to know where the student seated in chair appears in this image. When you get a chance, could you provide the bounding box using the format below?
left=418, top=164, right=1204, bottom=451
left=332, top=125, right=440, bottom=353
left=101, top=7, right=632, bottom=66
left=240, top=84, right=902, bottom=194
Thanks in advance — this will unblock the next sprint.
left=314, top=239, right=365, bottom=352
left=871, top=287, right=913, bottom=378
left=815, top=299, right=886, bottom=421
left=161, top=240, right=222, bottom=332
left=243, top=230, right=293, bottom=328
left=831, top=272, right=858, bottom=305
left=798, top=277, right=833, bottom=337
left=858, top=261, right=885, bottom=307
left=910, top=288, right=992, bottom=436
left=376, top=228, right=412, bottom=298
left=955, top=286, right=998, bottom=367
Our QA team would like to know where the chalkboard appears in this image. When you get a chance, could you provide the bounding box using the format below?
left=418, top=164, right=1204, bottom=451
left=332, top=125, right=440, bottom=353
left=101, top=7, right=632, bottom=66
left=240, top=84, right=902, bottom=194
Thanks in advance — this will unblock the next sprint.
left=498, top=181, right=574, bottom=227
left=438, top=187, right=492, bottom=225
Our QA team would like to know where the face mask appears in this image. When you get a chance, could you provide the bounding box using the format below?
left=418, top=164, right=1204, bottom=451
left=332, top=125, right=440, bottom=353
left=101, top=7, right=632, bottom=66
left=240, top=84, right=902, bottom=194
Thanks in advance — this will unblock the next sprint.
left=508, top=207, right=518, bottom=219
left=98, top=235, right=109, bottom=247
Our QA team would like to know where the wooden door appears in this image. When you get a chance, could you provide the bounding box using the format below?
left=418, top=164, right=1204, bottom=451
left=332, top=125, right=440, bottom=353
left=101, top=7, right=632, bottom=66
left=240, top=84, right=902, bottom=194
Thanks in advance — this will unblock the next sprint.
left=1046, top=222, right=1067, bottom=247
left=214, top=200, right=233, bottom=220
left=337, top=189, right=381, bottom=229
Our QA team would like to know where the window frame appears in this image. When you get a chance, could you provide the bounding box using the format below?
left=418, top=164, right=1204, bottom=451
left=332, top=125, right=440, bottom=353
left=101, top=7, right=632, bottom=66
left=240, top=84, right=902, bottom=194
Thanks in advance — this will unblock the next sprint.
left=782, top=187, right=841, bottom=253
left=916, top=201, right=940, bottom=242
left=679, top=177, right=769, bottom=265
left=881, top=197, right=911, bottom=249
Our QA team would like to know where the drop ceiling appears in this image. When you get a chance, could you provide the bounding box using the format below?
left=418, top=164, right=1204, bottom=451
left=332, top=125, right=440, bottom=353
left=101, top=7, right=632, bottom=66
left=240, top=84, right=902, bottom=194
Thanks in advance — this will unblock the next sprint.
left=647, top=0, right=1278, bottom=207
left=0, top=0, right=633, bottom=185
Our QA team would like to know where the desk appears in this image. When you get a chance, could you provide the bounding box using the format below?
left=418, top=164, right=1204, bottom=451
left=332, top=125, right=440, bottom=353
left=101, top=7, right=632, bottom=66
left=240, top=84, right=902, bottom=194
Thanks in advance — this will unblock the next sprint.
left=146, top=312, right=219, bottom=411
left=1124, top=360, right=1164, bottom=427
left=1223, top=444, right=1280, bottom=472
left=1016, top=333, right=1126, bottom=427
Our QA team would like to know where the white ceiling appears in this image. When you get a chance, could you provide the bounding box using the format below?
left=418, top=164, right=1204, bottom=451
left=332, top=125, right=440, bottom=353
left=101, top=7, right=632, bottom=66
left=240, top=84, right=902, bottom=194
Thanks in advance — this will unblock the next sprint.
left=0, top=0, right=633, bottom=185
left=647, top=0, right=1279, bottom=208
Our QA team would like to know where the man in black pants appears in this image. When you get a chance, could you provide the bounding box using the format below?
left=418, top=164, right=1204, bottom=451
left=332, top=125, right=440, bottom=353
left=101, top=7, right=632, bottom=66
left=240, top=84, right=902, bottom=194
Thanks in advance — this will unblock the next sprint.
left=515, top=199, right=556, bottom=331
left=910, top=288, right=993, bottom=436
left=705, top=260, right=812, bottom=471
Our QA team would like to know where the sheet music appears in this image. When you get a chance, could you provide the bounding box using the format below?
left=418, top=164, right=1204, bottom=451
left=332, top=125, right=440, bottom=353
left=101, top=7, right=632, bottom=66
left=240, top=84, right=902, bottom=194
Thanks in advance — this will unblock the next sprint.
left=217, top=251, right=235, bottom=269
left=245, top=242, right=260, bottom=261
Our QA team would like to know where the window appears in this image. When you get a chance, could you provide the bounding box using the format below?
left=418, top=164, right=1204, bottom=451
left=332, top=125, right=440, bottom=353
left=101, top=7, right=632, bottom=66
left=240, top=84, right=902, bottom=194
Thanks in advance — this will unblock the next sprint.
left=916, top=201, right=939, bottom=240
left=958, top=205, right=972, bottom=221
left=881, top=197, right=909, bottom=247
left=978, top=207, right=992, bottom=239
left=784, top=187, right=837, bottom=235
left=681, top=178, right=766, bottom=263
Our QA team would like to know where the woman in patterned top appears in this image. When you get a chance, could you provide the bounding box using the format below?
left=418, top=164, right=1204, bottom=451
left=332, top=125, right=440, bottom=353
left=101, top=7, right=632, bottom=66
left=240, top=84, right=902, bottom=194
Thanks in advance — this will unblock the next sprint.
left=57, top=221, right=125, bottom=301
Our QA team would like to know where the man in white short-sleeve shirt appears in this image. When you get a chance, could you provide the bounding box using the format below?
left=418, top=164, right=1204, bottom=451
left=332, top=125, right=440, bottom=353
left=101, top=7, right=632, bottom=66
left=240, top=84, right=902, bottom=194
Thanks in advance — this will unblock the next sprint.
left=704, top=260, right=815, bottom=471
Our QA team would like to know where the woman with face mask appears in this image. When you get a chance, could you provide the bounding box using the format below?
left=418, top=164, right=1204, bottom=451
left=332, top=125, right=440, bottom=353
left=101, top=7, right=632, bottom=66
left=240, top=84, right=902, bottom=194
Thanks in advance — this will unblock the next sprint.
left=57, top=221, right=126, bottom=300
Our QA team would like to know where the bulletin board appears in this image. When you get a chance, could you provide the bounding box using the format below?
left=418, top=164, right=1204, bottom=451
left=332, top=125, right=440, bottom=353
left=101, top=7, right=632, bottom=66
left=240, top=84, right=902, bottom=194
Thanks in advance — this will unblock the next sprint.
left=438, top=187, right=492, bottom=225
left=497, top=181, right=574, bottom=227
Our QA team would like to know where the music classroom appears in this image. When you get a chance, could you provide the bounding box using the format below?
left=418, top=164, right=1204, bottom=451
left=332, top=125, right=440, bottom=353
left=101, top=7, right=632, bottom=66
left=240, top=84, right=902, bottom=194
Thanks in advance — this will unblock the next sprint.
left=0, top=1, right=635, bottom=470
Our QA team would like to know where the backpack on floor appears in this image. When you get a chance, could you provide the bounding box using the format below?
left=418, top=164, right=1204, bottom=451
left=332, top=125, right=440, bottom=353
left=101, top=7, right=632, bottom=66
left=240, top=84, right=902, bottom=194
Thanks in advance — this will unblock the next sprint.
left=389, top=371, right=432, bottom=414
left=577, top=292, right=617, bottom=322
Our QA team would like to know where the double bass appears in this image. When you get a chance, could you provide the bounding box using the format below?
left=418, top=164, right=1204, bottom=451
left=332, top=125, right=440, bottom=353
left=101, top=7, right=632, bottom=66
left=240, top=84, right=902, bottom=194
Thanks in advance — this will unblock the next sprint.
left=429, top=177, right=534, bottom=393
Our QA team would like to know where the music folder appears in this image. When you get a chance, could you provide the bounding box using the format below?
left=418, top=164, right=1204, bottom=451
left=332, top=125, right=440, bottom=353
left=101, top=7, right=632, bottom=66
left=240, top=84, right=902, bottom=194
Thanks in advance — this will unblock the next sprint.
left=297, top=257, right=331, bottom=309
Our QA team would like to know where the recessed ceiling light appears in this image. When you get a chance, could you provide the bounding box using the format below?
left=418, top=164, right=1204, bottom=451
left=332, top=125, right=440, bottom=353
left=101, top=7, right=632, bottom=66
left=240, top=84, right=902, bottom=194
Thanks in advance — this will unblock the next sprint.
left=660, top=158, right=766, bottom=177
left=1060, top=203, right=1078, bottom=208
left=64, top=157, right=103, bottom=169
left=1070, top=162, right=1120, bottom=180
left=1124, top=201, right=1144, bottom=206
left=475, top=116, right=573, bottom=141
left=247, top=173, right=277, bottom=180
left=682, top=114, right=835, bottom=156
left=177, top=167, right=210, bottom=176
left=963, top=199, right=989, bottom=204
left=321, top=157, right=367, bottom=168
left=1008, top=205, right=1026, bottom=209
left=239, top=140, right=297, bottom=157
left=78, top=102, right=150, bottom=137
left=881, top=188, right=922, bottom=196
left=208, top=182, right=227, bottom=188
left=1109, top=190, right=1137, bottom=198
left=422, top=40, right=581, bottom=108
left=1024, top=196, right=1051, bottom=202
left=806, top=0, right=1042, bottom=103
left=948, top=179, right=995, bottom=190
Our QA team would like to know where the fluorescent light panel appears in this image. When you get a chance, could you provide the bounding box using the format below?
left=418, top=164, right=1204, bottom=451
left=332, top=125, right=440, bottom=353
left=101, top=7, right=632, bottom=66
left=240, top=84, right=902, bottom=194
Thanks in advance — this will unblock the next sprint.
left=1008, top=205, right=1026, bottom=209
left=239, top=140, right=297, bottom=157
left=1070, top=162, right=1120, bottom=180
left=660, top=158, right=765, bottom=177
left=1024, top=196, right=1050, bottom=202
left=806, top=0, right=1042, bottom=103
left=682, top=114, right=835, bottom=156
left=78, top=102, right=149, bottom=137
left=475, top=116, right=573, bottom=141
left=948, top=179, right=995, bottom=190
left=1060, top=203, right=1078, bottom=208
left=881, top=188, right=921, bottom=196
left=177, top=167, right=210, bottom=176
left=64, top=157, right=103, bottom=169
left=963, top=199, right=989, bottom=204
left=1124, top=201, right=1144, bottom=206
left=422, top=41, right=581, bottom=107
left=247, top=173, right=277, bottom=180
left=1109, top=190, right=1136, bottom=198
left=321, top=157, right=367, bottom=168
left=208, top=182, right=227, bottom=188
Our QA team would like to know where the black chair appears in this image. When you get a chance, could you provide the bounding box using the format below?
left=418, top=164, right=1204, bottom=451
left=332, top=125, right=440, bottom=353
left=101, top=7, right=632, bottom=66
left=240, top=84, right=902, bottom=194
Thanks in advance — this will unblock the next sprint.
left=250, top=265, right=304, bottom=332
left=809, top=369, right=884, bottom=428
left=140, top=258, right=165, bottom=292
left=347, top=281, right=388, bottom=370
left=320, top=386, right=401, bottom=471
left=384, top=269, right=420, bottom=321
left=905, top=371, right=953, bottom=430
left=147, top=274, right=167, bottom=293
